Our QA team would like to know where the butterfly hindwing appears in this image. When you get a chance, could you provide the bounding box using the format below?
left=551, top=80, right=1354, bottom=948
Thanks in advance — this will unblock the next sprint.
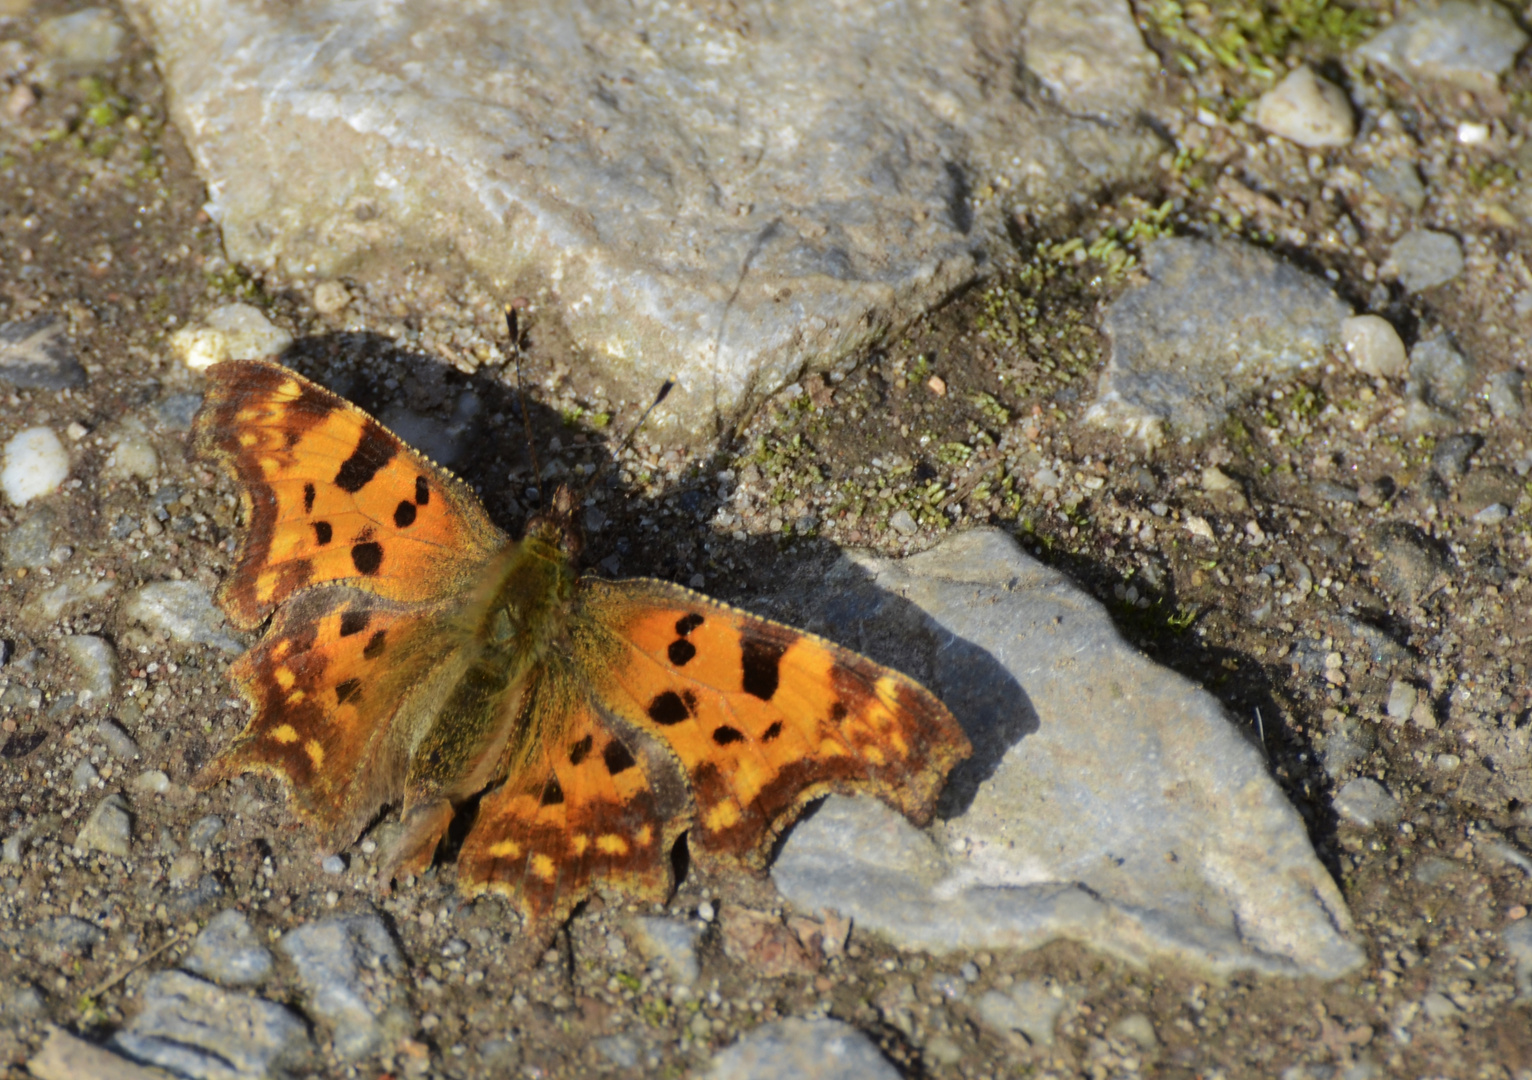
left=196, top=585, right=464, bottom=850
left=457, top=674, right=685, bottom=931
left=193, top=360, right=507, bottom=629
left=578, top=578, right=970, bottom=866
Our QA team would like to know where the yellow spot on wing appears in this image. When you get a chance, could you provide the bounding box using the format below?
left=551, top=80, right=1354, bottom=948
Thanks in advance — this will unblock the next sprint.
left=305, top=740, right=324, bottom=767
left=531, top=853, right=556, bottom=881
left=286, top=691, right=306, bottom=705
left=274, top=667, right=296, bottom=690
left=635, top=824, right=653, bottom=846
left=239, top=432, right=258, bottom=447
left=571, top=834, right=589, bottom=856
left=271, top=724, right=299, bottom=744
left=487, top=839, right=522, bottom=858
left=705, top=802, right=740, bottom=831
left=596, top=834, right=628, bottom=855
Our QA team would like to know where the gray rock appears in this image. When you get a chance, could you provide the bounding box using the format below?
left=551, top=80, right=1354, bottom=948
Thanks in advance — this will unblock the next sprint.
left=1504, top=919, right=1532, bottom=1000
left=183, top=910, right=274, bottom=987
left=1405, top=333, right=1477, bottom=426
left=186, top=815, right=225, bottom=849
left=155, top=393, right=204, bottom=431
left=1321, top=717, right=1375, bottom=779
left=2, top=426, right=70, bottom=505
left=974, top=980, right=1072, bottom=1046
left=1485, top=370, right=1524, bottom=419
left=27, top=1027, right=169, bottom=1080
left=62, top=635, right=117, bottom=703
left=71, top=761, right=100, bottom=792
left=772, top=529, right=1362, bottom=978
left=1431, top=433, right=1481, bottom=483
left=1366, top=160, right=1426, bottom=212
left=1250, top=65, right=1354, bottom=148
left=628, top=916, right=702, bottom=986
left=1386, top=681, right=1418, bottom=721
left=109, top=970, right=310, bottom=1080
left=120, top=0, right=1159, bottom=444
left=1388, top=230, right=1464, bottom=293
left=1085, top=237, right=1351, bottom=444
left=3, top=506, right=57, bottom=569
left=1356, top=1, right=1528, bottom=93
left=2, top=982, right=45, bottom=1021
left=1022, top=0, right=1156, bottom=120
left=1366, top=523, right=1444, bottom=604
left=123, top=581, right=244, bottom=654
left=94, top=719, right=140, bottom=760
left=77, top=793, right=132, bottom=857
left=1333, top=779, right=1400, bottom=828
left=888, top=508, right=918, bottom=535
left=33, top=7, right=125, bottom=71
left=701, top=1018, right=899, bottom=1080
left=279, top=913, right=407, bottom=1060
left=0, top=316, right=86, bottom=389
left=593, top=1034, right=640, bottom=1069
left=31, top=916, right=103, bottom=965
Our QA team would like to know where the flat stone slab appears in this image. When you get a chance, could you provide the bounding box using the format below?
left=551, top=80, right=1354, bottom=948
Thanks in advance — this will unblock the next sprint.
left=773, top=528, right=1363, bottom=979
left=700, top=1018, right=899, bottom=1080
left=121, top=0, right=1160, bottom=442
left=1085, top=237, right=1351, bottom=444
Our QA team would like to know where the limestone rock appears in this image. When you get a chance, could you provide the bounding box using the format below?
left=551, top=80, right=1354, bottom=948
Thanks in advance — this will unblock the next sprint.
left=772, top=528, right=1363, bottom=978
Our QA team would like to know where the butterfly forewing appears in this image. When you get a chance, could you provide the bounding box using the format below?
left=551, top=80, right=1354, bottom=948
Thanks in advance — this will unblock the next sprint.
left=194, top=360, right=507, bottom=629
left=577, top=578, right=970, bottom=866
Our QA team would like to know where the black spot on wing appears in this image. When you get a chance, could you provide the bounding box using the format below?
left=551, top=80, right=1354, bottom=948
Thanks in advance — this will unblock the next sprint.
left=363, top=630, right=387, bottom=659
left=394, top=500, right=417, bottom=528
left=415, top=476, right=429, bottom=505
left=668, top=638, right=696, bottom=666
left=675, top=613, right=704, bottom=636
left=647, top=691, right=691, bottom=726
left=762, top=720, right=783, bottom=742
left=303, top=482, right=316, bottom=513
left=312, top=521, right=333, bottom=545
left=540, top=776, right=564, bottom=806
left=339, top=610, right=370, bottom=637
left=336, top=678, right=362, bottom=705
left=568, top=735, right=593, bottom=766
left=830, top=701, right=848, bottom=721
left=351, top=541, right=383, bottom=575
left=712, top=725, right=745, bottom=745
left=333, top=422, right=397, bottom=493
left=602, top=740, right=636, bottom=775
left=740, top=635, right=786, bottom=701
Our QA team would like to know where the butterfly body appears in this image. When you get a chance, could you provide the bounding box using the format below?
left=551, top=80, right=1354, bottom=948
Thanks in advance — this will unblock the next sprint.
left=192, top=359, right=970, bottom=938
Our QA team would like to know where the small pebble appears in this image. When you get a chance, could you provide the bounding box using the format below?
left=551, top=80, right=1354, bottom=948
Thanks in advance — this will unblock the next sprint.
left=187, top=814, right=225, bottom=849
left=1473, top=503, right=1509, bottom=525
left=697, top=900, right=715, bottom=922
left=77, top=793, right=132, bottom=857
left=94, top=718, right=139, bottom=760
left=63, top=635, right=117, bottom=701
left=1341, top=315, right=1407, bottom=378
left=169, top=852, right=203, bottom=887
left=71, top=760, right=100, bottom=792
left=1, top=427, right=69, bottom=505
left=1386, top=681, right=1417, bottom=722
left=888, top=509, right=918, bottom=535
left=321, top=854, right=347, bottom=875
left=1334, top=778, right=1400, bottom=828
left=1388, top=230, right=1465, bottom=293
left=1250, top=65, right=1354, bottom=148
left=312, top=280, right=352, bottom=315
left=132, top=769, right=171, bottom=794
left=34, top=7, right=125, bottom=68
left=171, top=303, right=294, bottom=371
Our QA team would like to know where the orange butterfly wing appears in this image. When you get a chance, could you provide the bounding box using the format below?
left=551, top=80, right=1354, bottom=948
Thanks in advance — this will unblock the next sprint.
left=192, top=360, right=507, bottom=629
left=457, top=577, right=970, bottom=932
left=586, top=579, right=970, bottom=864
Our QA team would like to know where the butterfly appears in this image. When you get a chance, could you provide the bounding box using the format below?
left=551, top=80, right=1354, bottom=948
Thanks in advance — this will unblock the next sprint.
left=190, top=358, right=971, bottom=940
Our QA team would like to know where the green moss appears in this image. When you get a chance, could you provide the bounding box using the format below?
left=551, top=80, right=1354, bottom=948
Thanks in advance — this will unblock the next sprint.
left=1143, top=0, right=1377, bottom=81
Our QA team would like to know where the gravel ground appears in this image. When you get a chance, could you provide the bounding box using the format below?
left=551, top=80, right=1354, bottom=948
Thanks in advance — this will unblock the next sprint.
left=2, top=1, right=1532, bottom=1078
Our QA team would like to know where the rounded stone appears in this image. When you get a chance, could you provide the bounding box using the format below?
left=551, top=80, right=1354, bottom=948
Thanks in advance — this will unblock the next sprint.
left=1341, top=315, right=1407, bottom=379
left=1, top=426, right=69, bottom=505
left=1251, top=65, right=1355, bottom=148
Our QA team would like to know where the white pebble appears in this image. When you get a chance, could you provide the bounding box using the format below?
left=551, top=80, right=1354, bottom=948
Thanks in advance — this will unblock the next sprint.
left=313, top=280, right=352, bottom=315
left=1250, top=65, right=1355, bottom=148
left=171, top=303, right=294, bottom=371
left=1, top=426, right=70, bottom=505
left=1385, top=681, right=1417, bottom=722
left=1341, top=315, right=1407, bottom=379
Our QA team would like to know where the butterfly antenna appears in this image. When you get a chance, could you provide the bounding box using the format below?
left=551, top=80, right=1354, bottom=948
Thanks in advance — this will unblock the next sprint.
left=506, top=304, right=544, bottom=510
left=577, top=379, right=675, bottom=500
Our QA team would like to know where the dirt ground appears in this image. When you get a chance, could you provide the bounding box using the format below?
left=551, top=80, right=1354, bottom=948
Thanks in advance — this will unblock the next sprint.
left=2, top=1, right=1532, bottom=1077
